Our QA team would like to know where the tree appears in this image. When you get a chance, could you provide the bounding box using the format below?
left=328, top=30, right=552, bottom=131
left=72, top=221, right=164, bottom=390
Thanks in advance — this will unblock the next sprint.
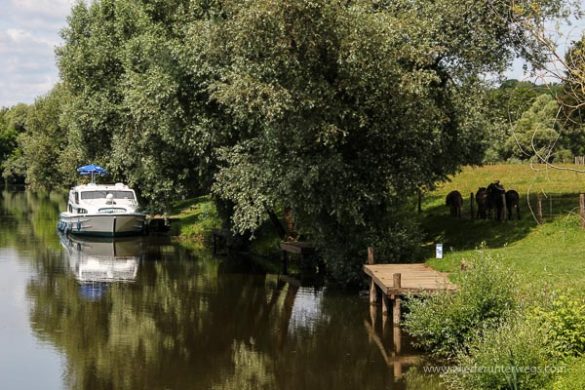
left=483, top=80, right=557, bottom=162
left=56, top=0, right=573, bottom=284
left=200, top=0, right=570, bottom=283
left=57, top=0, right=225, bottom=210
left=555, top=35, right=585, bottom=156
left=504, top=94, right=562, bottom=161
left=13, top=85, right=76, bottom=192
left=0, top=108, right=17, bottom=171
left=0, top=103, right=30, bottom=183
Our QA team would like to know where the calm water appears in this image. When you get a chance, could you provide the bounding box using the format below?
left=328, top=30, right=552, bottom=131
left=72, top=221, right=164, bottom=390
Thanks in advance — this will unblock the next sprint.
left=0, top=191, right=441, bottom=390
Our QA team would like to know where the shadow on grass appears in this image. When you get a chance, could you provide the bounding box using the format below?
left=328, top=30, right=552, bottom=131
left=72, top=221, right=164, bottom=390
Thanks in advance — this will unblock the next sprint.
left=420, top=192, right=583, bottom=256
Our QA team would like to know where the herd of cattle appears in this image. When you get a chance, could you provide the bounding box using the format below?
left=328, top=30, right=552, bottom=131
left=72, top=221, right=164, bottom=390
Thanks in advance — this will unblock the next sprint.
left=446, top=181, right=520, bottom=220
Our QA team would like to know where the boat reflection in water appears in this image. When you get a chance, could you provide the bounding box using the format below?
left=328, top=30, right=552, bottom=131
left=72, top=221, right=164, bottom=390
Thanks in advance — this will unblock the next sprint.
left=59, top=233, right=144, bottom=300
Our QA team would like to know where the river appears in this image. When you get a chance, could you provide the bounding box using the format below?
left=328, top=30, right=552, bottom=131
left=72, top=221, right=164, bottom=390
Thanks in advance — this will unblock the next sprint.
left=0, top=190, right=442, bottom=390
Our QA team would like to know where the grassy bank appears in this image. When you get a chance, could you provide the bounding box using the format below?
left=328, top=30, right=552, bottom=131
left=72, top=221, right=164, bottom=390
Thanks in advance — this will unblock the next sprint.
left=169, top=195, right=222, bottom=250
left=423, top=163, right=585, bottom=293
left=169, top=195, right=281, bottom=259
left=407, top=164, right=585, bottom=389
left=169, top=164, right=585, bottom=292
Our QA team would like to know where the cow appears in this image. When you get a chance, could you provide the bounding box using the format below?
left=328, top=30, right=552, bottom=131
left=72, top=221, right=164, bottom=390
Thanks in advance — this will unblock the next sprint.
left=446, top=190, right=463, bottom=218
left=475, top=187, right=489, bottom=219
left=505, top=190, right=520, bottom=220
left=487, top=181, right=506, bottom=220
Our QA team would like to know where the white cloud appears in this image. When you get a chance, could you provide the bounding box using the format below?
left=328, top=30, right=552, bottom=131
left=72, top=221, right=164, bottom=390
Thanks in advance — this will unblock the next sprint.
left=9, top=0, right=75, bottom=19
left=0, top=0, right=74, bottom=107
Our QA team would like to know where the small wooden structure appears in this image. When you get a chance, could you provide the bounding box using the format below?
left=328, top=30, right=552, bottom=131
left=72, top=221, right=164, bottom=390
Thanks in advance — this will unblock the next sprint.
left=364, top=247, right=456, bottom=325
left=147, top=216, right=177, bottom=232
left=363, top=248, right=456, bottom=380
left=280, top=241, right=315, bottom=274
left=212, top=229, right=230, bottom=255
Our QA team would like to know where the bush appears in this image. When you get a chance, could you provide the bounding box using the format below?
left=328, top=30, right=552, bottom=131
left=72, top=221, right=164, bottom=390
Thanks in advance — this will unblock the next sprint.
left=552, top=357, right=585, bottom=390
left=529, top=294, right=585, bottom=358
left=555, top=149, right=574, bottom=163
left=403, top=253, right=518, bottom=357
left=444, top=319, right=556, bottom=390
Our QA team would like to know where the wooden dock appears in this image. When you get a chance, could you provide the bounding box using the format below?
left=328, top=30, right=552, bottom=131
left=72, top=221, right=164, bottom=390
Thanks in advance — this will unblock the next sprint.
left=363, top=247, right=456, bottom=325
left=280, top=241, right=316, bottom=274
left=364, top=263, right=456, bottom=294
left=363, top=247, right=456, bottom=380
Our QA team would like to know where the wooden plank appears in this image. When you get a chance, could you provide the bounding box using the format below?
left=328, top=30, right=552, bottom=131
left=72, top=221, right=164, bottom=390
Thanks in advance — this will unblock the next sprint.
left=280, top=241, right=315, bottom=254
left=363, top=263, right=457, bottom=296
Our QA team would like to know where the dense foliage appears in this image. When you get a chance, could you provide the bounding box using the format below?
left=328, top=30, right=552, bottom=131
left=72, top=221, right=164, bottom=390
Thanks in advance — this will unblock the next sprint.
left=504, top=94, right=563, bottom=162
left=0, top=104, right=28, bottom=183
left=444, top=319, right=555, bottom=390
left=404, top=255, right=518, bottom=357
left=406, top=251, right=585, bottom=389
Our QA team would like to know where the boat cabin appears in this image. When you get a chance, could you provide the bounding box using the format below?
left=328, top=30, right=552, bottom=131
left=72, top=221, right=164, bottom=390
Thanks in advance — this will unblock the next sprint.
left=67, top=183, right=138, bottom=215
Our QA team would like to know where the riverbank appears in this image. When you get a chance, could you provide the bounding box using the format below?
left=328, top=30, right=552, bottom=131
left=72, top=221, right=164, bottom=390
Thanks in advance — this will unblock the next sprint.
left=170, top=164, right=585, bottom=292
left=410, top=164, right=585, bottom=389
left=169, top=195, right=282, bottom=261
left=422, top=164, right=585, bottom=294
left=168, top=195, right=222, bottom=250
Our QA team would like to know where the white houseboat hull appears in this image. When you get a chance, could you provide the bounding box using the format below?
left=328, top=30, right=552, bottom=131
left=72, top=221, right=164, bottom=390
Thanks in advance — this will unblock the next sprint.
left=58, top=213, right=146, bottom=237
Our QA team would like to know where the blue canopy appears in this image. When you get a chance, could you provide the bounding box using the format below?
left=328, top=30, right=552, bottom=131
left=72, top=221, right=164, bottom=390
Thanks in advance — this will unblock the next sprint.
left=77, top=164, right=107, bottom=176
left=79, top=283, right=108, bottom=301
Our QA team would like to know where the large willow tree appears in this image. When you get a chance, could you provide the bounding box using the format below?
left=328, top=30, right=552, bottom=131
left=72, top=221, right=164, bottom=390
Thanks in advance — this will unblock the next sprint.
left=58, top=0, right=574, bottom=284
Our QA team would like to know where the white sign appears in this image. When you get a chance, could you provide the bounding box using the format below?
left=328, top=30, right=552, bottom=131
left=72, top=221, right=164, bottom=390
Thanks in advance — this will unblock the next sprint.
left=436, top=243, right=443, bottom=259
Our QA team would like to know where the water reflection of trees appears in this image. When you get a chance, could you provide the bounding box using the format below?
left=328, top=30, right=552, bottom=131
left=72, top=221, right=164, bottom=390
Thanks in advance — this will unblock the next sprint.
left=2, top=190, right=430, bottom=389
left=0, top=190, right=64, bottom=251
left=27, top=245, right=396, bottom=389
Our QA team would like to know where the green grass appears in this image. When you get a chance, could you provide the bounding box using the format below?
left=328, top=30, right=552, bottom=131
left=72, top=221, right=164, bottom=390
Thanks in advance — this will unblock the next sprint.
left=424, top=164, right=585, bottom=293
left=169, top=196, right=283, bottom=257
left=169, top=195, right=222, bottom=250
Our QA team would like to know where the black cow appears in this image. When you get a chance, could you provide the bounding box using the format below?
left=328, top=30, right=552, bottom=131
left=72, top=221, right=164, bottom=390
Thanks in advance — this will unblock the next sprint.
left=446, top=190, right=463, bottom=218
left=475, top=187, right=489, bottom=219
left=487, top=181, right=506, bottom=221
left=505, top=190, right=520, bottom=220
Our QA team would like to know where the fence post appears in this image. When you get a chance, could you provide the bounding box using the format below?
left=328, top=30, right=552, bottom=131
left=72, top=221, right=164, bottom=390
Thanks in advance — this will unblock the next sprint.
left=470, top=192, right=474, bottom=220
left=579, top=194, right=585, bottom=229
left=537, top=194, right=543, bottom=224
left=501, top=193, right=508, bottom=221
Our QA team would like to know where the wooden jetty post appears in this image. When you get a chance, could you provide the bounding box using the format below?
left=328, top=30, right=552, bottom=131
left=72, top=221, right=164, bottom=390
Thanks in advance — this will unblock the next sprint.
left=392, top=273, right=401, bottom=325
left=393, top=324, right=403, bottom=378
left=368, top=247, right=377, bottom=305
left=382, top=294, right=389, bottom=315
left=579, top=194, right=585, bottom=229
left=470, top=192, right=474, bottom=220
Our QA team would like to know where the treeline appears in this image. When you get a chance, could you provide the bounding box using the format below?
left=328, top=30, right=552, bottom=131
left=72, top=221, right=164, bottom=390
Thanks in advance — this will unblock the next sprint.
left=484, top=79, right=585, bottom=163
left=1, top=0, right=582, bottom=284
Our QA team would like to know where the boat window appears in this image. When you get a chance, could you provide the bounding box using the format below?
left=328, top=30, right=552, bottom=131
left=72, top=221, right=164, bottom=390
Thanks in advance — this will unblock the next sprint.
left=80, top=191, right=135, bottom=200
left=99, top=208, right=127, bottom=214
left=74, top=192, right=79, bottom=204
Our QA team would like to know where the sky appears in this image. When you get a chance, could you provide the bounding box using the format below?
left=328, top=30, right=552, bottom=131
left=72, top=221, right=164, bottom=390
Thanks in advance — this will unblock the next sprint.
left=0, top=0, right=75, bottom=107
left=0, top=0, right=584, bottom=108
